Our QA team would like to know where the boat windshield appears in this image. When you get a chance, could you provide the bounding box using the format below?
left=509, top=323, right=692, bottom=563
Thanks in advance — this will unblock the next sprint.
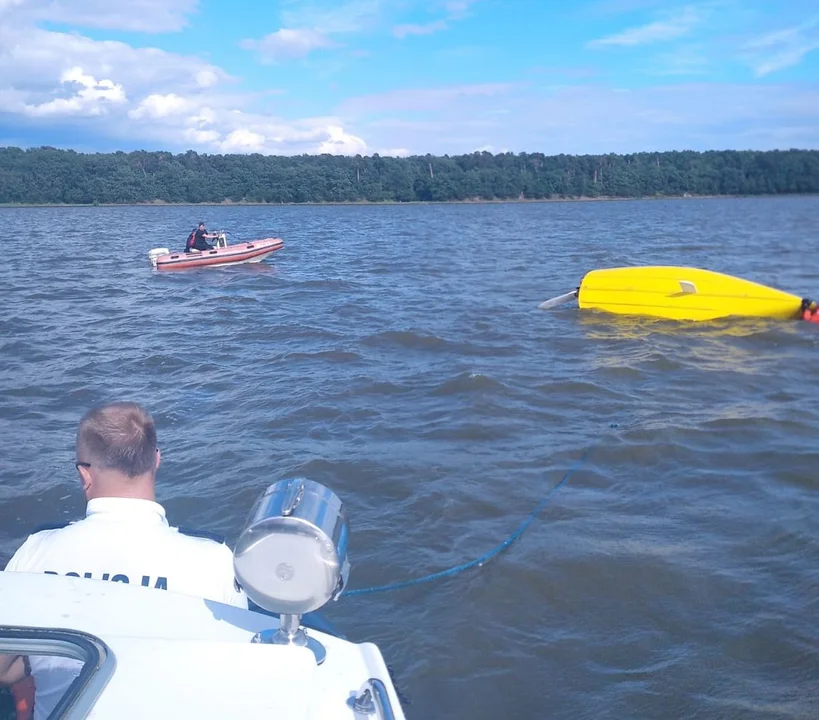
left=0, top=627, right=113, bottom=720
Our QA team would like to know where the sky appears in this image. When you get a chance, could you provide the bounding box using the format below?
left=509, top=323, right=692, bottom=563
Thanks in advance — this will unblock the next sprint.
left=0, top=0, right=817, bottom=157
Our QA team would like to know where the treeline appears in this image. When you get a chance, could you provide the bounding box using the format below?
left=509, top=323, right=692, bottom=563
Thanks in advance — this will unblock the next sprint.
left=1, top=146, right=818, bottom=205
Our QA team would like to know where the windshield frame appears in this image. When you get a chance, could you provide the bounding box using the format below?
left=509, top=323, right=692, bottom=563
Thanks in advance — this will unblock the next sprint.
left=0, top=626, right=115, bottom=719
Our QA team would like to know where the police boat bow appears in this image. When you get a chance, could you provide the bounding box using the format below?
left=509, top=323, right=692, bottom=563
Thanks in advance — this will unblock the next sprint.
left=1, top=478, right=404, bottom=719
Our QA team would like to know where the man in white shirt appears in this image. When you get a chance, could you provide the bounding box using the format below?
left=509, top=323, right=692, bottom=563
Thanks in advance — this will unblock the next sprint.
left=0, top=401, right=246, bottom=719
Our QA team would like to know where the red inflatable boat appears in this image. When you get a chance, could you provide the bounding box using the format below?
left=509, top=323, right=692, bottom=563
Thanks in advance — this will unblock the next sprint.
left=148, top=233, right=284, bottom=271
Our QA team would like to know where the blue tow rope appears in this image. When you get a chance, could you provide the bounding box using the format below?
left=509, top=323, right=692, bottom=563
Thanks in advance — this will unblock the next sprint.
left=343, top=443, right=599, bottom=597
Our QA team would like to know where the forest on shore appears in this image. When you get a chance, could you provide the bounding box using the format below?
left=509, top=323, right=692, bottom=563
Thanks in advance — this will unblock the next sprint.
left=0, top=146, right=818, bottom=205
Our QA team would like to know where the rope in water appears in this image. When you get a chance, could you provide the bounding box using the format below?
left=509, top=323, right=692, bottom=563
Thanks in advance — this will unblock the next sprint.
left=343, top=424, right=619, bottom=597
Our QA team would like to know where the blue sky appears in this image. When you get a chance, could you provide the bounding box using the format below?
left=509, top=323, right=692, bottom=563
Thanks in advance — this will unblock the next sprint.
left=0, top=0, right=817, bottom=156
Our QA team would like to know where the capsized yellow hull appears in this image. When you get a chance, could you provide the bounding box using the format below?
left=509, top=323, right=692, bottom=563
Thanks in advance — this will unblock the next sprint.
left=577, top=266, right=804, bottom=321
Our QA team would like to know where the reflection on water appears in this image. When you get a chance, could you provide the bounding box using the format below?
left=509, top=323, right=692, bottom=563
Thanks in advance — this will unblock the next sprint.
left=576, top=308, right=812, bottom=377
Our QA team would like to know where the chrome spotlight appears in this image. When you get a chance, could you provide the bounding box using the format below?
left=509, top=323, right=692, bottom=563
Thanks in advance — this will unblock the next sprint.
left=233, top=478, right=350, bottom=664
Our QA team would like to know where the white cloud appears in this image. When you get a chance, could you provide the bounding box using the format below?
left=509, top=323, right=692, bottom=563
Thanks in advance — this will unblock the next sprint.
left=445, top=1, right=472, bottom=14
left=121, top=102, right=373, bottom=156
left=2, top=0, right=199, bottom=32
left=4, top=0, right=817, bottom=161
left=584, top=0, right=666, bottom=15
left=0, top=10, right=370, bottom=156
left=280, top=0, right=384, bottom=35
left=343, top=81, right=819, bottom=156
left=239, top=0, right=386, bottom=64
left=124, top=109, right=372, bottom=156
left=190, top=107, right=216, bottom=126
left=240, top=0, right=385, bottom=64
left=242, top=0, right=478, bottom=64
left=391, top=0, right=478, bottom=41
left=649, top=45, right=710, bottom=75
left=110, top=95, right=372, bottom=155
left=444, top=0, right=480, bottom=20
left=244, top=0, right=479, bottom=63
left=742, top=15, right=819, bottom=76
left=195, top=70, right=219, bottom=88
left=317, top=125, right=367, bottom=154
left=240, top=28, right=337, bottom=63
left=745, top=16, right=819, bottom=50
left=393, top=20, right=448, bottom=39
left=752, top=43, right=819, bottom=76
left=129, top=93, right=193, bottom=119
left=220, top=129, right=267, bottom=152
left=588, top=5, right=701, bottom=47
left=0, top=23, right=231, bottom=98
left=182, top=128, right=220, bottom=144
left=0, top=0, right=25, bottom=12
left=24, top=66, right=125, bottom=117
left=338, top=82, right=521, bottom=114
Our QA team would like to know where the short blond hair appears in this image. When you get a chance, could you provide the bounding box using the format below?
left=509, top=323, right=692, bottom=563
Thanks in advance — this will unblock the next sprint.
left=76, top=402, right=157, bottom=477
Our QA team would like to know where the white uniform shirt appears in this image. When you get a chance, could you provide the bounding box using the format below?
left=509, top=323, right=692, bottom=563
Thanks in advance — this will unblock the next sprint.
left=4, top=496, right=247, bottom=719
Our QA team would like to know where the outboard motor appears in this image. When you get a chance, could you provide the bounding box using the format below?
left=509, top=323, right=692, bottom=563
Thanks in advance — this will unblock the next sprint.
left=233, top=478, right=350, bottom=665
left=147, top=248, right=170, bottom=267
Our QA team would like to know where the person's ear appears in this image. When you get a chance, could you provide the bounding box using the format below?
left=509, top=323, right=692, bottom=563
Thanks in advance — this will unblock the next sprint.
left=155, top=447, right=161, bottom=471
left=78, top=465, right=92, bottom=495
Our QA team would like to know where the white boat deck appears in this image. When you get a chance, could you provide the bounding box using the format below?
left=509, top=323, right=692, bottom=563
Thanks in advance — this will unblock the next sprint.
left=0, top=571, right=403, bottom=719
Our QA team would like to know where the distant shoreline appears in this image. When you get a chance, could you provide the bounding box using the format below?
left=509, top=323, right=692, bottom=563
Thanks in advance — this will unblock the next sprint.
left=4, top=147, right=816, bottom=207
left=2, top=193, right=818, bottom=208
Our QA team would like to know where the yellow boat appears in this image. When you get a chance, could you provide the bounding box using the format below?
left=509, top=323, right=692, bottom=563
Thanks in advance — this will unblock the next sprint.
left=539, top=266, right=809, bottom=322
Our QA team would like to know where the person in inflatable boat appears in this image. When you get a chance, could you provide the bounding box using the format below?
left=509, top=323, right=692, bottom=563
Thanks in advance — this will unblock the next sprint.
left=185, top=222, right=219, bottom=252
left=802, top=299, right=819, bottom=323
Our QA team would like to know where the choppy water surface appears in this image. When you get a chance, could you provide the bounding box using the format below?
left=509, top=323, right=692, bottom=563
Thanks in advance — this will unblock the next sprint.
left=1, top=197, right=818, bottom=719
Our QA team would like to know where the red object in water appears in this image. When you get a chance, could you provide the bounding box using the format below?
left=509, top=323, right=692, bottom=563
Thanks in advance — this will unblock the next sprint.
left=11, top=675, right=35, bottom=720
left=803, top=309, right=819, bottom=323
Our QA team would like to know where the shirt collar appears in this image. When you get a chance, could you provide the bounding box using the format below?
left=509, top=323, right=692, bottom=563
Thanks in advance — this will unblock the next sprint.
left=85, top=497, right=168, bottom=524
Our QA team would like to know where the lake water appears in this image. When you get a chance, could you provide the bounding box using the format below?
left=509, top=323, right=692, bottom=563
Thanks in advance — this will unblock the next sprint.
left=1, top=197, right=818, bottom=719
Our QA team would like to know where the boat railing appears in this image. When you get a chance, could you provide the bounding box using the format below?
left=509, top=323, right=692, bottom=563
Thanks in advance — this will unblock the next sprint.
left=349, top=678, right=396, bottom=719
